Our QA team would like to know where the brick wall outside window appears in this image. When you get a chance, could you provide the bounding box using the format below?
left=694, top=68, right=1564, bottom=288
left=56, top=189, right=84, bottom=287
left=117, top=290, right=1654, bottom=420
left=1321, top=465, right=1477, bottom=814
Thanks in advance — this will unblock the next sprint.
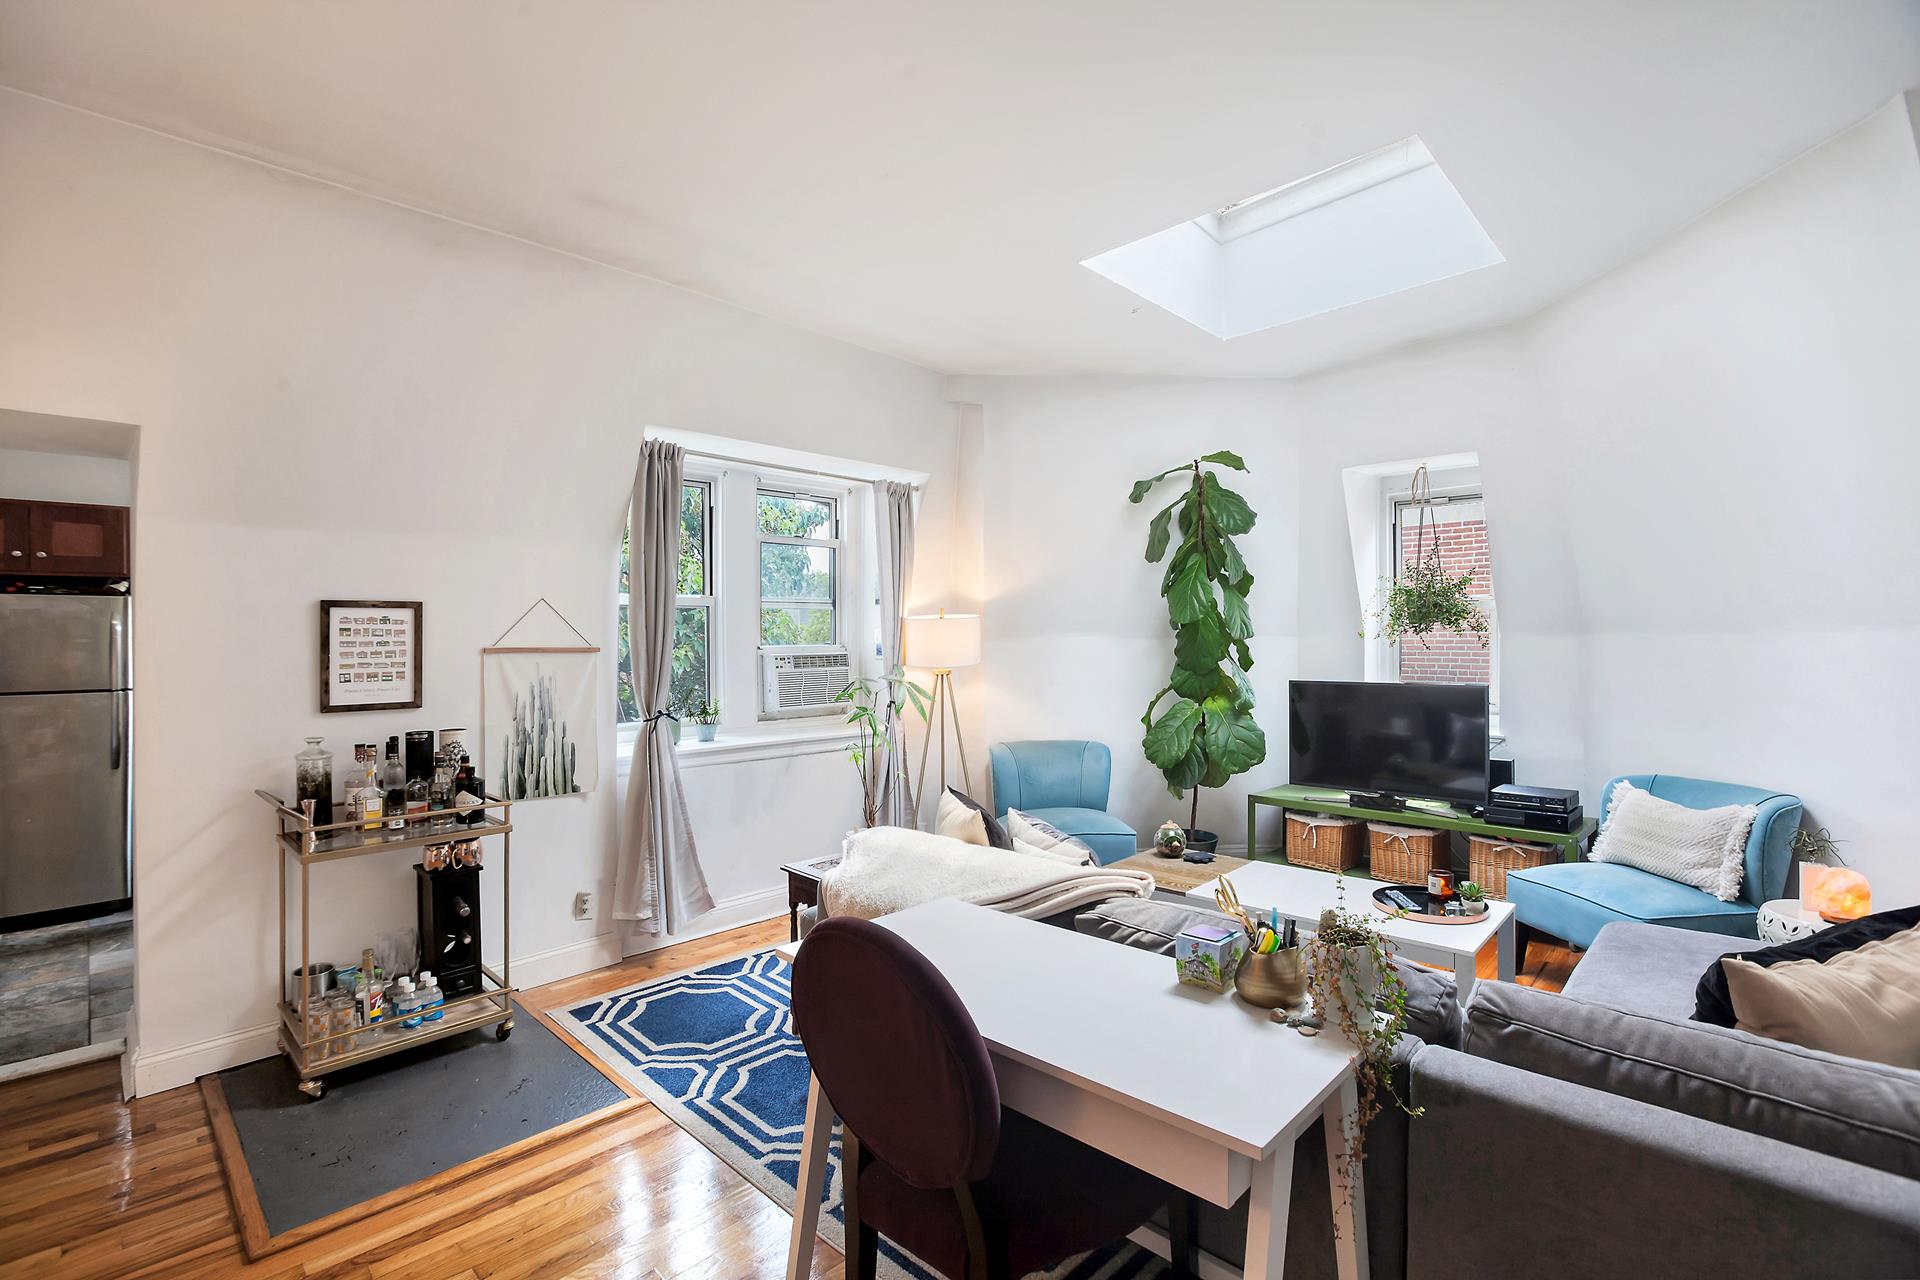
left=1395, top=505, right=1493, bottom=686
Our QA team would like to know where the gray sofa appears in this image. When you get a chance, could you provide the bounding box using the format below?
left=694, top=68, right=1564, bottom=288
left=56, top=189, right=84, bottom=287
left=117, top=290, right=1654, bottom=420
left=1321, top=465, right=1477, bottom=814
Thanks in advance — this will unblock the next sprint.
left=1077, top=905, right=1920, bottom=1279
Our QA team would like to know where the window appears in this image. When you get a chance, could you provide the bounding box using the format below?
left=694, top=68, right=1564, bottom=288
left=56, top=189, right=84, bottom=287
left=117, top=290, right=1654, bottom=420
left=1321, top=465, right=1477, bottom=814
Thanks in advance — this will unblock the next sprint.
left=1391, top=491, right=1497, bottom=711
left=757, top=488, right=839, bottom=647
left=617, top=479, right=713, bottom=723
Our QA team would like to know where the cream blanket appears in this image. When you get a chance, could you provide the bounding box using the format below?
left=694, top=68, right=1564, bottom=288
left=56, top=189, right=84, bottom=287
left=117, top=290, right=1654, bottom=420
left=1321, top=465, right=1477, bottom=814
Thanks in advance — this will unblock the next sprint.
left=819, top=826, right=1154, bottom=922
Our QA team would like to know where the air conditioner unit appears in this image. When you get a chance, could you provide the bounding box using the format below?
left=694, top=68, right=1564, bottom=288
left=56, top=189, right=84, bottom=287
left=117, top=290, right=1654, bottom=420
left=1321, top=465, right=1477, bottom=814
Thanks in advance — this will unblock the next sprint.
left=760, top=649, right=852, bottom=718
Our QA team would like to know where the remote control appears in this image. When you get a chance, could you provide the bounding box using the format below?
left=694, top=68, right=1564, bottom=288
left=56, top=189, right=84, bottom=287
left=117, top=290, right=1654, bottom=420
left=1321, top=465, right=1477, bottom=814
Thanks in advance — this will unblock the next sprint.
left=1384, top=888, right=1420, bottom=912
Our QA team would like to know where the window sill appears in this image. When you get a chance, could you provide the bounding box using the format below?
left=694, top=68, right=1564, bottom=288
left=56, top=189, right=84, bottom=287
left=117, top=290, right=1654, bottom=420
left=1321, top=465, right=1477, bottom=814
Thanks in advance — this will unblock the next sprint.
left=616, top=718, right=850, bottom=772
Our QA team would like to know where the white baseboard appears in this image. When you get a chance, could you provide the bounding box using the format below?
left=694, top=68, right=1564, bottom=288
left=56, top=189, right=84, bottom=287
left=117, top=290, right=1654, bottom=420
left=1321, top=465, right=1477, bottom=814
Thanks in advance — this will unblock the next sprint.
left=508, top=933, right=626, bottom=990
left=130, top=1021, right=278, bottom=1098
left=129, top=887, right=790, bottom=1097
left=619, top=887, right=787, bottom=958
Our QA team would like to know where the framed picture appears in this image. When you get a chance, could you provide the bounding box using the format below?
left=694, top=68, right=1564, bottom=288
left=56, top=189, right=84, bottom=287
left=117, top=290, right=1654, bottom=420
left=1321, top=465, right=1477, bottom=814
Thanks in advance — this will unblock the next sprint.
left=320, top=599, right=423, bottom=713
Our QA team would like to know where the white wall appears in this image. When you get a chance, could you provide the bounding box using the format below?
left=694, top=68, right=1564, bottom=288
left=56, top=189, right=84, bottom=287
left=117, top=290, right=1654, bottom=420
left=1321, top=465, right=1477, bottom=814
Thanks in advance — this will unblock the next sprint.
left=947, top=376, right=1301, bottom=847
left=958, top=97, right=1920, bottom=904
left=0, top=445, right=132, bottom=504
left=1526, top=95, right=1920, bottom=903
left=0, top=91, right=961, bottom=1095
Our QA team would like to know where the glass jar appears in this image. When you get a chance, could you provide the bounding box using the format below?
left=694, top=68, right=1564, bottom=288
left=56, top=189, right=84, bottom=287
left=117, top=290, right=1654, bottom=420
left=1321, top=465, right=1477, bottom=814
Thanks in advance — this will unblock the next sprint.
left=295, top=737, right=334, bottom=826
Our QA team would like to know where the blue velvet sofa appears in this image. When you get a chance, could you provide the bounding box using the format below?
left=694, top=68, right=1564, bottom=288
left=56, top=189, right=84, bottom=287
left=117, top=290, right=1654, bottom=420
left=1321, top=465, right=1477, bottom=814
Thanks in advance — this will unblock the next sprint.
left=987, top=740, right=1138, bottom=864
left=1503, top=773, right=1802, bottom=949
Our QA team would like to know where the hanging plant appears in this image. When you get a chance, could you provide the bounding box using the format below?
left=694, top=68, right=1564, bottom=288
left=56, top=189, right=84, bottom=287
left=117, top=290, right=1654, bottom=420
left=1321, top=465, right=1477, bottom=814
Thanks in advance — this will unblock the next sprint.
left=1131, top=452, right=1266, bottom=836
left=1302, top=880, right=1421, bottom=1210
left=1373, top=465, right=1490, bottom=649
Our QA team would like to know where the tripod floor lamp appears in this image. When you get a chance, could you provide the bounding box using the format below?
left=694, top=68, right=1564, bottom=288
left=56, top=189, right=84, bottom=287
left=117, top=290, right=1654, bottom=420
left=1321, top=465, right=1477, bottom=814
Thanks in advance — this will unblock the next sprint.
left=903, top=609, right=981, bottom=802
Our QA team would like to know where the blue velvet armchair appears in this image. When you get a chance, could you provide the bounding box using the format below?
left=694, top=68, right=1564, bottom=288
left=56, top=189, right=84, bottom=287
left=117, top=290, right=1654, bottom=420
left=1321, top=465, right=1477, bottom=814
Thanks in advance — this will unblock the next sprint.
left=1504, top=774, right=1802, bottom=950
left=987, top=740, right=1139, bottom=865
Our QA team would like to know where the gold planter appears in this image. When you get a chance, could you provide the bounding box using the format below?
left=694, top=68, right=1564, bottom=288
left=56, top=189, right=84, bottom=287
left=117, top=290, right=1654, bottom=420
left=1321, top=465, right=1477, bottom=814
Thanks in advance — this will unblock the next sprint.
left=1235, top=947, right=1306, bottom=1010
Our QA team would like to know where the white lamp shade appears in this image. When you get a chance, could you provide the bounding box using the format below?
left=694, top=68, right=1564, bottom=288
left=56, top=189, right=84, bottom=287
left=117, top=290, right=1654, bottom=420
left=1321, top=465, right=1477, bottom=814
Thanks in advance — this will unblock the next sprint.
left=903, top=612, right=981, bottom=669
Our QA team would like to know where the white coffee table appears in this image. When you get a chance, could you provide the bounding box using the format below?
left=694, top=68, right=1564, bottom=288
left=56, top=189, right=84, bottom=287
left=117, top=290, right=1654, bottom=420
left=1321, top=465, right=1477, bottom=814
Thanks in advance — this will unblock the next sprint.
left=1187, top=861, right=1516, bottom=1006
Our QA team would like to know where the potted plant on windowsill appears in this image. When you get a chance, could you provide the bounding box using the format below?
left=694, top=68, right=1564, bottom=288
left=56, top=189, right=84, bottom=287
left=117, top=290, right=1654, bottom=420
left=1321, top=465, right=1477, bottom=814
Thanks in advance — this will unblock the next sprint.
left=1303, top=880, right=1421, bottom=1202
left=1131, top=451, right=1266, bottom=852
left=690, top=701, right=721, bottom=743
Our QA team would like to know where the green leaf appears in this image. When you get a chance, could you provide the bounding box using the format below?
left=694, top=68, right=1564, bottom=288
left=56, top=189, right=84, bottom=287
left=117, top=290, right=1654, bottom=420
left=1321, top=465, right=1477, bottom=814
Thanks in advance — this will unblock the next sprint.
left=1129, top=464, right=1187, bottom=504
left=1203, top=483, right=1257, bottom=535
left=1203, top=704, right=1268, bottom=775
left=1228, top=665, right=1256, bottom=712
left=1174, top=614, right=1228, bottom=669
left=1166, top=743, right=1207, bottom=795
left=1218, top=536, right=1249, bottom=586
left=1169, top=661, right=1224, bottom=701
left=1144, top=499, right=1178, bottom=563
left=1161, top=535, right=1197, bottom=593
left=1230, top=635, right=1253, bottom=671
left=1166, top=557, right=1214, bottom=625
left=1200, top=450, right=1247, bottom=471
left=1220, top=584, right=1252, bottom=640
left=1143, top=698, right=1203, bottom=768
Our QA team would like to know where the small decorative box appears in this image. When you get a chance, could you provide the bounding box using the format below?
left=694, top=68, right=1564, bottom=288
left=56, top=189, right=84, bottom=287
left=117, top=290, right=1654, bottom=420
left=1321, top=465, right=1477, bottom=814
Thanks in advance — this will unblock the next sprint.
left=1174, top=923, right=1247, bottom=994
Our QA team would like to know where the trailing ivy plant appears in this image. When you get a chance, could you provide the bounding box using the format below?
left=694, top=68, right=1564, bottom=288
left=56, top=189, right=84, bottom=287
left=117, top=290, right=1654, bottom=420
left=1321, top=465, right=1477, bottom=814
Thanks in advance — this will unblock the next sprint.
left=1132, top=452, right=1266, bottom=833
left=1303, top=880, right=1420, bottom=1214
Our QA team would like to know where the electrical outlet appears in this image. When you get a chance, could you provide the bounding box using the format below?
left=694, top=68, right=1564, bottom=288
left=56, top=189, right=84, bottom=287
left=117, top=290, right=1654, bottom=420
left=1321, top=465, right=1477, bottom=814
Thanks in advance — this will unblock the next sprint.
left=573, top=891, right=593, bottom=921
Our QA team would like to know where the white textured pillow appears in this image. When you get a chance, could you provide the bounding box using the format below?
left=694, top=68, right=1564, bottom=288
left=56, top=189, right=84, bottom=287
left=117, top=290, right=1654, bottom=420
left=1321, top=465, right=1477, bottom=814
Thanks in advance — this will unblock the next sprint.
left=1590, top=780, right=1756, bottom=901
left=1005, top=809, right=1094, bottom=864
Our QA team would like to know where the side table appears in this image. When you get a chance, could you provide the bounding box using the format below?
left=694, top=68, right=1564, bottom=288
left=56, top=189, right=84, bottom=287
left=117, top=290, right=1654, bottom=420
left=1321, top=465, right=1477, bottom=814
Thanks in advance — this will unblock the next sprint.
left=1756, top=898, right=1832, bottom=945
left=780, top=856, right=841, bottom=942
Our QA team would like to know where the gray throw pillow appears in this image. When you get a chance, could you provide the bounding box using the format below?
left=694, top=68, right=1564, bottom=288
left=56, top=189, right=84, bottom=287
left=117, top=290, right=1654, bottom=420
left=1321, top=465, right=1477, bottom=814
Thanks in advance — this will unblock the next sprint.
left=1464, top=979, right=1920, bottom=1179
left=1075, top=898, right=1238, bottom=953
left=1391, top=959, right=1462, bottom=1050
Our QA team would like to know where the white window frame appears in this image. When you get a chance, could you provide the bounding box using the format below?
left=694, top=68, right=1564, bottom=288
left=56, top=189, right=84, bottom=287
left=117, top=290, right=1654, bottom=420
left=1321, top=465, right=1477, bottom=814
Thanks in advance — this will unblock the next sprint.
left=677, top=474, right=719, bottom=713
left=755, top=484, right=845, bottom=653
left=617, top=472, right=719, bottom=728
left=1380, top=482, right=1502, bottom=733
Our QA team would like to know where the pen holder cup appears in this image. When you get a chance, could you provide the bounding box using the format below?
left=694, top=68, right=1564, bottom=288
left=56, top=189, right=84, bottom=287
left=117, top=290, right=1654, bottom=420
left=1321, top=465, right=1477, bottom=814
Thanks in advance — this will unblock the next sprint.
left=1235, top=947, right=1306, bottom=1010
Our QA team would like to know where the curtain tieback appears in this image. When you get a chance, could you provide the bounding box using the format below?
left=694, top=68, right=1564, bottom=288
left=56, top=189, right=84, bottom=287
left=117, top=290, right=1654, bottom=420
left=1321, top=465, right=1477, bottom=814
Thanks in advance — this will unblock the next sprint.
left=643, top=708, right=680, bottom=725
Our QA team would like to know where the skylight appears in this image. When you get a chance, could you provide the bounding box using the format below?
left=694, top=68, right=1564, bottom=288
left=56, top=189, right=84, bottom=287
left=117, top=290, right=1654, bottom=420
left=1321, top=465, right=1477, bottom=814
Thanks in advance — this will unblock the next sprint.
left=1081, top=137, right=1502, bottom=339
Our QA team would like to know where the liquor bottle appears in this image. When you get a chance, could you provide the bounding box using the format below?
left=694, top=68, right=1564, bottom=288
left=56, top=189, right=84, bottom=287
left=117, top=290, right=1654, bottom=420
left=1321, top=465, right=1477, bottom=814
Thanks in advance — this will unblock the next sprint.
left=359, top=746, right=385, bottom=831
left=428, top=750, right=454, bottom=829
left=405, top=772, right=429, bottom=821
left=383, top=736, right=407, bottom=831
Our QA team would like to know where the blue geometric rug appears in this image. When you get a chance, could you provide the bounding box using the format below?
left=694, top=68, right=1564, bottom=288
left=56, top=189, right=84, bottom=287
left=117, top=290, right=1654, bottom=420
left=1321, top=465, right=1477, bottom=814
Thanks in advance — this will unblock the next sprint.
left=548, top=949, right=1166, bottom=1280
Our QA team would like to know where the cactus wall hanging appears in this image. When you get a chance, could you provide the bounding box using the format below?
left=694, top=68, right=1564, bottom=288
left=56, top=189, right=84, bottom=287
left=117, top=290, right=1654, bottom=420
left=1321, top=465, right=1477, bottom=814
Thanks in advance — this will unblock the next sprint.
left=483, top=599, right=603, bottom=801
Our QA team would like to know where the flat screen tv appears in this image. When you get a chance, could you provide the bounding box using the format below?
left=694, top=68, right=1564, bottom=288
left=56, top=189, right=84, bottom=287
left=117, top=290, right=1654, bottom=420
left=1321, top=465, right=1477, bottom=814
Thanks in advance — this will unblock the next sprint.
left=1288, top=680, right=1490, bottom=808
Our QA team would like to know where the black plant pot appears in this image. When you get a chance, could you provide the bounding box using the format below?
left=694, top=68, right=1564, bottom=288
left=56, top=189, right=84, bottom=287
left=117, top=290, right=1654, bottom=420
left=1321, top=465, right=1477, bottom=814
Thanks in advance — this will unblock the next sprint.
left=1185, top=828, right=1220, bottom=854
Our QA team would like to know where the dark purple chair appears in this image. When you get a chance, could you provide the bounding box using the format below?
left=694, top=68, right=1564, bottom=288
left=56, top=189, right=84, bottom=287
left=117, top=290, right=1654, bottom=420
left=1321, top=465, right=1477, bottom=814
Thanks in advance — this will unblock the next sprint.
left=791, top=917, right=1182, bottom=1280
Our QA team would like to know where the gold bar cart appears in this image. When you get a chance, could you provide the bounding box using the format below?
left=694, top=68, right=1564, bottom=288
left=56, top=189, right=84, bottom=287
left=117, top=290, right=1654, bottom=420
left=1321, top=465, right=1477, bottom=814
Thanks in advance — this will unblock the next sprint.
left=259, top=789, right=515, bottom=1099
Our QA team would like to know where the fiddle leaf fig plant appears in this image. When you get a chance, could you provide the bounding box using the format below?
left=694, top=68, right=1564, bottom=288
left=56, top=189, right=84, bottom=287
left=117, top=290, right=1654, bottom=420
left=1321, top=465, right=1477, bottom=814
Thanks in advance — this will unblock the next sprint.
left=1132, top=452, right=1267, bottom=832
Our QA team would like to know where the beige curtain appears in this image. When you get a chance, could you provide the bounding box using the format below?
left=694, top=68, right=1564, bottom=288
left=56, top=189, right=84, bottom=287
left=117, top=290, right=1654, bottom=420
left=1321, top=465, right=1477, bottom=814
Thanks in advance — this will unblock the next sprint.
left=614, top=440, right=715, bottom=935
left=874, top=481, right=918, bottom=828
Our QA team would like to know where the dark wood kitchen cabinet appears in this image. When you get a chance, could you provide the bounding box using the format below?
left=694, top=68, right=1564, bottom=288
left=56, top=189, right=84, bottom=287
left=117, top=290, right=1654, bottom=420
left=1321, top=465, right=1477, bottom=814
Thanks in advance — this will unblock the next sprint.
left=0, top=499, right=130, bottom=578
left=0, top=500, right=27, bottom=568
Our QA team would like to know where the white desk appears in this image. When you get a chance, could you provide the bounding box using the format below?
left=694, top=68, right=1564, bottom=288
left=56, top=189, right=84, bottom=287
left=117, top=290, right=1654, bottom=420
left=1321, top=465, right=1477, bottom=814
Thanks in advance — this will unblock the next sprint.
left=1186, top=861, right=1516, bottom=1006
left=784, top=899, right=1367, bottom=1280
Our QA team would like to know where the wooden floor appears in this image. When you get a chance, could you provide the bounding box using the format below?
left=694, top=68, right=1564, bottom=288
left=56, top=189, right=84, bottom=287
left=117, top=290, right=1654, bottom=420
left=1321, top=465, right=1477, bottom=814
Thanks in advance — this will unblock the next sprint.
left=0, top=917, right=1578, bottom=1280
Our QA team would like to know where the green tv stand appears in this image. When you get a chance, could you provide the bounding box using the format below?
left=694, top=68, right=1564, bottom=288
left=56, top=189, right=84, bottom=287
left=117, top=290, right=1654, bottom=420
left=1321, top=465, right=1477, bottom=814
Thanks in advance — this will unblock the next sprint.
left=1247, top=784, right=1595, bottom=867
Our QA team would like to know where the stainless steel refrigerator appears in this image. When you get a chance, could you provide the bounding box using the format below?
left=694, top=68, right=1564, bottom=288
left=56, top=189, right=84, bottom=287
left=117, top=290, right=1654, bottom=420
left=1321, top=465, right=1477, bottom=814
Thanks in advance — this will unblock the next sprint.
left=0, top=592, right=131, bottom=925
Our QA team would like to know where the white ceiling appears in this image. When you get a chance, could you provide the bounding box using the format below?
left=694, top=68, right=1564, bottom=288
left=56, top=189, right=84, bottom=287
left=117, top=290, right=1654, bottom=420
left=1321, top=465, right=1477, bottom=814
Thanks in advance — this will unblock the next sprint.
left=3, top=2, right=1917, bottom=378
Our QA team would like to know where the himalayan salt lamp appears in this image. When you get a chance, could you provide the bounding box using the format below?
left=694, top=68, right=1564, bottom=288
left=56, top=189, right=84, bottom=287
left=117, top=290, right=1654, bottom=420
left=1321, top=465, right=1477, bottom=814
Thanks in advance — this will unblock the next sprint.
left=1802, top=863, right=1872, bottom=922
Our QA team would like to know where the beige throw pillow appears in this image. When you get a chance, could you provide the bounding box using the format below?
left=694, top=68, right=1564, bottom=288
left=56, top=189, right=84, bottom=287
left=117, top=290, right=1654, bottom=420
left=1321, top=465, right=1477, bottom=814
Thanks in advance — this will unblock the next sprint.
left=934, top=789, right=990, bottom=846
left=1720, top=922, right=1920, bottom=1068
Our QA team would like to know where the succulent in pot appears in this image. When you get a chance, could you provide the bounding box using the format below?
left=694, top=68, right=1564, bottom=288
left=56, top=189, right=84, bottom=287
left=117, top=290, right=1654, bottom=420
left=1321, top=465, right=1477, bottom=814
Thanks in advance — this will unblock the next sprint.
left=690, top=700, right=721, bottom=742
left=1457, top=880, right=1489, bottom=914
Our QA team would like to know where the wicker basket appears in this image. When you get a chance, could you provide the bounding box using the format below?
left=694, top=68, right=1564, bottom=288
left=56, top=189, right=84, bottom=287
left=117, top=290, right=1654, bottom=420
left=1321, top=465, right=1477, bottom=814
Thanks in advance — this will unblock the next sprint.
left=1367, top=822, right=1446, bottom=886
left=1284, top=813, right=1365, bottom=872
left=1468, top=834, right=1555, bottom=899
